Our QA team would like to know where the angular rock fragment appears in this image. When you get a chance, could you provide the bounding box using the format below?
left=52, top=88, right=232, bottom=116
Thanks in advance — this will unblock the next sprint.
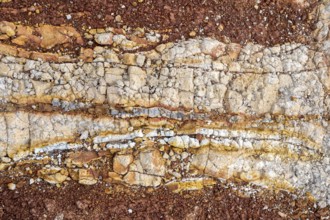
left=78, top=169, right=98, bottom=185
left=113, top=153, right=134, bottom=175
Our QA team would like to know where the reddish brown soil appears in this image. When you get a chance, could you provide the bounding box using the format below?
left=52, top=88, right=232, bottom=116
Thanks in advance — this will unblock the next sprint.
left=0, top=0, right=319, bottom=47
left=0, top=181, right=328, bottom=220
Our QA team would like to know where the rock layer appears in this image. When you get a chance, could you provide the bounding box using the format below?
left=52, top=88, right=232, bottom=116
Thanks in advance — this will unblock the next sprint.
left=1, top=0, right=330, bottom=209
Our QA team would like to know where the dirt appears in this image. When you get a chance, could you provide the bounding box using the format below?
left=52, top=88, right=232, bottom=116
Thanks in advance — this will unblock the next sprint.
left=0, top=0, right=319, bottom=48
left=0, top=180, right=327, bottom=220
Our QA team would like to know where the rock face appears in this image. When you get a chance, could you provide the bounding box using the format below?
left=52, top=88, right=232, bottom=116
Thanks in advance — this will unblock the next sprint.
left=0, top=0, right=330, bottom=209
left=123, top=148, right=165, bottom=187
left=0, top=22, right=83, bottom=49
left=94, top=33, right=113, bottom=45
left=113, top=153, right=134, bottom=175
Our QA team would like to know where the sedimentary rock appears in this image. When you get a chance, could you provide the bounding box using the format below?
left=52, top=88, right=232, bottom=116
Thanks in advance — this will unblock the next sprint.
left=0, top=0, right=330, bottom=211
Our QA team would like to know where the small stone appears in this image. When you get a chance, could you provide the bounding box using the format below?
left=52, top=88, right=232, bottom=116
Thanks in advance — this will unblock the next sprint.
left=1, top=157, right=11, bottom=163
left=44, top=199, right=56, bottom=212
left=78, top=169, right=97, bottom=185
left=0, top=63, right=10, bottom=76
left=278, top=212, right=287, bottom=218
left=163, top=153, right=170, bottom=159
left=181, top=152, right=189, bottom=160
left=136, top=54, right=146, bottom=67
left=66, top=14, right=72, bottom=20
left=218, top=24, right=224, bottom=31
left=76, top=200, right=90, bottom=210
left=107, top=172, right=122, bottom=182
left=115, top=15, right=122, bottom=22
left=189, top=31, right=196, bottom=37
left=80, top=131, right=89, bottom=140
left=38, top=168, right=69, bottom=184
left=12, top=35, right=28, bottom=46
left=0, top=21, right=16, bottom=37
left=122, top=53, right=137, bottom=65
left=94, top=32, right=113, bottom=45
left=7, top=183, right=16, bottom=190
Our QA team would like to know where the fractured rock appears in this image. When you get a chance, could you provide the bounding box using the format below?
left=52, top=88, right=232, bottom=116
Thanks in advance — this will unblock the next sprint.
left=38, top=168, right=69, bottom=184
left=113, top=153, right=134, bottom=175
left=94, top=32, right=113, bottom=45
left=124, top=147, right=165, bottom=186
left=78, top=169, right=98, bottom=185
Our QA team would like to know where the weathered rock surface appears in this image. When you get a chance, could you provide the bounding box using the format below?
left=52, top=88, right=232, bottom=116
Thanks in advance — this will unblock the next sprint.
left=0, top=0, right=330, bottom=209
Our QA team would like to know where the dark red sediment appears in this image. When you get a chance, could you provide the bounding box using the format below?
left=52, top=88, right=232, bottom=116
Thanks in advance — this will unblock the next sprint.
left=0, top=180, right=327, bottom=219
left=0, top=0, right=319, bottom=47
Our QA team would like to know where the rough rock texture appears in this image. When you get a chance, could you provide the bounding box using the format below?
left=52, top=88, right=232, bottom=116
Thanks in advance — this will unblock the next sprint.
left=1, top=0, right=330, bottom=216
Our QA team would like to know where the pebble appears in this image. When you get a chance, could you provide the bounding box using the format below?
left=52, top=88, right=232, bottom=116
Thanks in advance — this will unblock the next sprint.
left=66, top=14, right=72, bottom=20
left=1, top=157, right=11, bottom=163
left=189, top=31, right=197, bottom=37
left=115, top=15, right=122, bottom=22
left=7, top=183, right=16, bottom=190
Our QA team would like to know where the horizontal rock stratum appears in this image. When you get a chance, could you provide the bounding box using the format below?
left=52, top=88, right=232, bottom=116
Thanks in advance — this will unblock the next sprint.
left=0, top=0, right=330, bottom=218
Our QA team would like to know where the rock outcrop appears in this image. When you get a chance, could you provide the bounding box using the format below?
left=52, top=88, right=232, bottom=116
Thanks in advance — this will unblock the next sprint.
left=0, top=0, right=330, bottom=210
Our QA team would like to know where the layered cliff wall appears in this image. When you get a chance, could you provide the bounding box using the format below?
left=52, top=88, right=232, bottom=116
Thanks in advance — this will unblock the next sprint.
left=0, top=0, right=330, bottom=217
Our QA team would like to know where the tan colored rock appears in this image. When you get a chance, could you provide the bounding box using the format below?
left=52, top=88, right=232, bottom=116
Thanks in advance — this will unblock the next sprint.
left=124, top=171, right=163, bottom=187
left=179, top=91, right=194, bottom=109
left=0, top=163, right=10, bottom=171
left=128, top=66, right=146, bottom=90
left=200, top=38, right=226, bottom=58
left=122, top=53, right=136, bottom=65
left=7, top=183, right=16, bottom=190
left=78, top=169, right=98, bottom=185
left=107, top=171, right=122, bottom=182
left=123, top=147, right=165, bottom=186
left=0, top=63, right=10, bottom=77
left=94, top=32, right=113, bottom=45
left=240, top=171, right=261, bottom=182
left=31, top=81, right=52, bottom=97
left=79, top=48, right=94, bottom=62
left=38, top=168, right=69, bottom=184
left=113, top=153, right=134, bottom=175
left=226, top=74, right=280, bottom=114
left=16, top=25, right=33, bottom=36
left=17, top=48, right=31, bottom=59
left=12, top=35, right=29, bottom=46
left=191, top=147, right=242, bottom=179
left=6, top=112, right=30, bottom=158
left=67, top=151, right=99, bottom=167
left=139, top=148, right=165, bottom=176
left=0, top=21, right=16, bottom=37
left=105, top=68, right=125, bottom=85
left=36, top=25, right=83, bottom=49
left=0, top=43, right=17, bottom=56
left=176, top=68, right=194, bottom=92
left=30, top=52, right=59, bottom=62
